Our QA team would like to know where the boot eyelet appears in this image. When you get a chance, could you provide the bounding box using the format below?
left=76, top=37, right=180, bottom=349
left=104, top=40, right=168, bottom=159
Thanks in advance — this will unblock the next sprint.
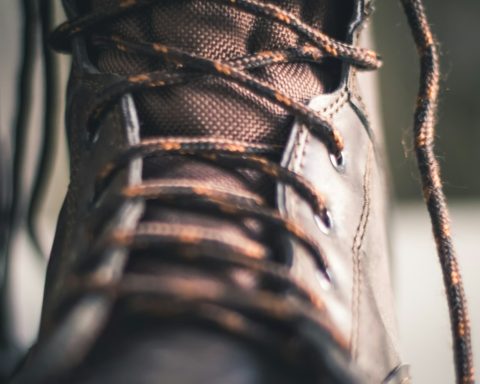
left=329, top=151, right=346, bottom=172
left=318, top=269, right=333, bottom=289
left=314, top=209, right=333, bottom=235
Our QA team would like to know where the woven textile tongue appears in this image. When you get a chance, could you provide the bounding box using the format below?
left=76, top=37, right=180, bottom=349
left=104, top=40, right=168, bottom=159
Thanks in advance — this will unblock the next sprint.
left=85, top=0, right=350, bottom=256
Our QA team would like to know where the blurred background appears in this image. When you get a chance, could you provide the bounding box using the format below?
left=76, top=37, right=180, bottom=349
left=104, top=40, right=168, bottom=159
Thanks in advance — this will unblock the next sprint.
left=0, top=0, right=478, bottom=383
left=374, top=3, right=480, bottom=382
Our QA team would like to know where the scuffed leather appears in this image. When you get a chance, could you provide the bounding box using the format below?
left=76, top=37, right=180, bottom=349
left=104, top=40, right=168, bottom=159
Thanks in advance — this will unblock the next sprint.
left=277, top=78, right=401, bottom=382
left=276, top=4, right=404, bottom=381
left=16, top=1, right=364, bottom=382
left=13, top=0, right=406, bottom=383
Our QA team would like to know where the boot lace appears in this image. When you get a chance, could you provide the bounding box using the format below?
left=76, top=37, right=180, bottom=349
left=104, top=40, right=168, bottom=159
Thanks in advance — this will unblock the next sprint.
left=9, top=0, right=474, bottom=383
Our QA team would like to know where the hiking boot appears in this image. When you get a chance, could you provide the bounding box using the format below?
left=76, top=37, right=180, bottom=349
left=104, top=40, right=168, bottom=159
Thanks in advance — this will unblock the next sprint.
left=9, top=0, right=473, bottom=383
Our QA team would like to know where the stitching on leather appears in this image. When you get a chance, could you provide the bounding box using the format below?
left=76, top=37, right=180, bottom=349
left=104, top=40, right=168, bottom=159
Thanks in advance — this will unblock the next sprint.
left=285, top=86, right=354, bottom=335
left=349, top=70, right=372, bottom=129
left=286, top=126, right=305, bottom=217
left=289, top=86, right=368, bottom=355
left=284, top=125, right=302, bottom=217
left=292, top=87, right=349, bottom=174
left=291, top=123, right=304, bottom=173
left=298, top=127, right=311, bottom=173
left=350, top=143, right=373, bottom=358
left=323, top=90, right=349, bottom=118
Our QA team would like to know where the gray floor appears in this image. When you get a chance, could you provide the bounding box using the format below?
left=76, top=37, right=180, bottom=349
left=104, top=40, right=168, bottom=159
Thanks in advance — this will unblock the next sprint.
left=1, top=2, right=479, bottom=383
left=393, top=203, right=479, bottom=383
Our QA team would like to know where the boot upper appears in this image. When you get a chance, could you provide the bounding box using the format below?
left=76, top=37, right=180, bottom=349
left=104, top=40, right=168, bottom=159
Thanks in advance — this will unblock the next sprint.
left=14, top=1, right=408, bottom=383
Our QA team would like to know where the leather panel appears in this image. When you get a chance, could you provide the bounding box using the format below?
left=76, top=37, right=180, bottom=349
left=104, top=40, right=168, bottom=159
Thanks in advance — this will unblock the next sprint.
left=277, top=69, right=402, bottom=381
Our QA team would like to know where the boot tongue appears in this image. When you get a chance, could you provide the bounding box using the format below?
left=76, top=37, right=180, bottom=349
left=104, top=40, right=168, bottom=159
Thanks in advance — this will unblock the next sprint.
left=85, top=0, right=350, bottom=258
left=87, top=0, right=348, bottom=145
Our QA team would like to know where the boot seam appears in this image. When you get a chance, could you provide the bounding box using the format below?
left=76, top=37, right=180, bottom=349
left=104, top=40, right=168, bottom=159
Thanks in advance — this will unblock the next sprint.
left=350, top=143, right=373, bottom=358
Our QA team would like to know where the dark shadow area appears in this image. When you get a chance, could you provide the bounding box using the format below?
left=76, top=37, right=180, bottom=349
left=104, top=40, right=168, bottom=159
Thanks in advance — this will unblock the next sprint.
left=374, top=0, right=480, bottom=200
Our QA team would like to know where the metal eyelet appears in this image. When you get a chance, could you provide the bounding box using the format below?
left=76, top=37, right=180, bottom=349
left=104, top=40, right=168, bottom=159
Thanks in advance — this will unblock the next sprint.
left=87, top=127, right=100, bottom=145
left=318, top=268, right=333, bottom=289
left=314, top=209, right=333, bottom=235
left=329, top=150, right=346, bottom=173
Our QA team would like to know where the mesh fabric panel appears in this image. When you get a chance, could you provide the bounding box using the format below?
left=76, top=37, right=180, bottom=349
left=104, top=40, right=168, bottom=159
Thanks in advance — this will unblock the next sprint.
left=88, top=0, right=350, bottom=146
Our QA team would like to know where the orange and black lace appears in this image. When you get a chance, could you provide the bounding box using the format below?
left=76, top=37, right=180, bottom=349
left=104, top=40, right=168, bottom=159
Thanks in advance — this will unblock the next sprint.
left=400, top=1, right=474, bottom=383
left=27, top=0, right=473, bottom=383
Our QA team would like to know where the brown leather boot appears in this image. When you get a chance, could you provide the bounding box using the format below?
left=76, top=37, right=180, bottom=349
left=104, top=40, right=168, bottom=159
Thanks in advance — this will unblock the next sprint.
left=9, top=1, right=473, bottom=383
